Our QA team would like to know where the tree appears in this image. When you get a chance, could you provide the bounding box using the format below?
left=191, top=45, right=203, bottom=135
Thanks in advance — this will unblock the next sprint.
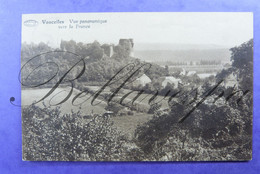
left=87, top=41, right=103, bottom=61
left=230, top=39, right=253, bottom=91
left=22, top=104, right=126, bottom=161
left=230, top=39, right=253, bottom=69
left=165, top=65, right=169, bottom=76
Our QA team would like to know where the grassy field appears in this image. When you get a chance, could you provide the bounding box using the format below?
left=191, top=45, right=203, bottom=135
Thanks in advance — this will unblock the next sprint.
left=77, top=83, right=171, bottom=109
left=114, top=88, right=170, bottom=109
left=22, top=86, right=159, bottom=139
left=22, top=87, right=106, bottom=115
left=111, top=112, right=153, bottom=139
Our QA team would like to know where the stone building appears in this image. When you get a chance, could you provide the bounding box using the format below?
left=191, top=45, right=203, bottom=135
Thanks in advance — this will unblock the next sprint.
left=102, top=44, right=114, bottom=57
left=102, top=38, right=134, bottom=58
left=119, top=38, right=134, bottom=57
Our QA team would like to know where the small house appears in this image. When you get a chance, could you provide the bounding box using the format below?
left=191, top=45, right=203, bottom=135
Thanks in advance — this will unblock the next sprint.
left=223, top=72, right=238, bottom=88
left=134, top=74, right=152, bottom=86
left=162, top=76, right=181, bottom=88
left=187, top=71, right=197, bottom=76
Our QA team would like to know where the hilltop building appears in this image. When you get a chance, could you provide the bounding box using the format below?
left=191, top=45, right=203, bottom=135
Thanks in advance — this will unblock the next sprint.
left=102, top=44, right=114, bottom=57
left=102, top=38, right=134, bottom=58
left=119, top=38, right=134, bottom=57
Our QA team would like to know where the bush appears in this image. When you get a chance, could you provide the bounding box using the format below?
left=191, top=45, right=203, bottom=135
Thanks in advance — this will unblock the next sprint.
left=22, top=104, right=127, bottom=161
left=127, top=111, right=134, bottom=115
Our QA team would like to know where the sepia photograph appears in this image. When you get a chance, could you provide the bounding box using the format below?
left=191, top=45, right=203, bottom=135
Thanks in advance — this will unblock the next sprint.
left=21, top=12, right=253, bottom=161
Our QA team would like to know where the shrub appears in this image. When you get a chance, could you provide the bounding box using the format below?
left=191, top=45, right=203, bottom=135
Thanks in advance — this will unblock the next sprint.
left=22, top=104, right=127, bottom=161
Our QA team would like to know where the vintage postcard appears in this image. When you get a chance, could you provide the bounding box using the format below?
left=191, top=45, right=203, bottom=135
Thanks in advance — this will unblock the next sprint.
left=21, top=12, right=253, bottom=161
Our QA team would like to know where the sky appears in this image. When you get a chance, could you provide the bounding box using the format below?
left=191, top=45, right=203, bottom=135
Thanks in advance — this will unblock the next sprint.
left=22, top=12, right=253, bottom=48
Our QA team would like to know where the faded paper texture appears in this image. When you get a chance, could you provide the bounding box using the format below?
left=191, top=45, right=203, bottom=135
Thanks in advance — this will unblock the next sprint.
left=21, top=12, right=253, bottom=161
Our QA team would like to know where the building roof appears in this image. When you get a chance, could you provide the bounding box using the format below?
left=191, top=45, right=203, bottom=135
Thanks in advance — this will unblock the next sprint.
left=135, top=74, right=152, bottom=86
left=187, top=71, right=196, bottom=76
left=164, top=76, right=181, bottom=82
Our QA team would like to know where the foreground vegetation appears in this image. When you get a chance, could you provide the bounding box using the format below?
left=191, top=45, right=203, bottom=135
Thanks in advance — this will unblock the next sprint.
left=22, top=39, right=253, bottom=161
